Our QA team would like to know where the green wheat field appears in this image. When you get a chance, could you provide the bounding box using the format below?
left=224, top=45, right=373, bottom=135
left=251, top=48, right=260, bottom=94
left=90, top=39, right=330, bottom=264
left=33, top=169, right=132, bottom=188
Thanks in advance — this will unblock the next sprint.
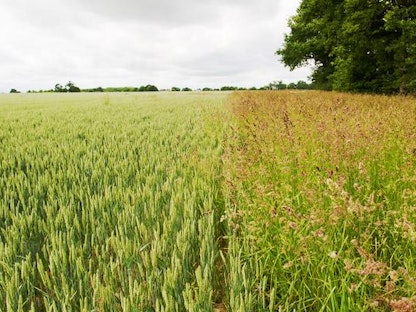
left=1, top=91, right=415, bottom=311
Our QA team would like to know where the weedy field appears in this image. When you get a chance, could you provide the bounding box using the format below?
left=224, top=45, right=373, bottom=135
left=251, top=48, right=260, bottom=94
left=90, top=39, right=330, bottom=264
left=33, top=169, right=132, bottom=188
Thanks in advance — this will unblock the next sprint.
left=224, top=91, right=416, bottom=311
left=0, top=91, right=415, bottom=311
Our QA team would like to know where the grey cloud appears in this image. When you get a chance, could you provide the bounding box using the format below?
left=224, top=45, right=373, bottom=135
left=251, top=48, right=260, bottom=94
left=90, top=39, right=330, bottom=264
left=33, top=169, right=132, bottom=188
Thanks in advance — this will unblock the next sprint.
left=70, top=0, right=222, bottom=26
left=68, top=0, right=286, bottom=26
left=0, top=0, right=309, bottom=92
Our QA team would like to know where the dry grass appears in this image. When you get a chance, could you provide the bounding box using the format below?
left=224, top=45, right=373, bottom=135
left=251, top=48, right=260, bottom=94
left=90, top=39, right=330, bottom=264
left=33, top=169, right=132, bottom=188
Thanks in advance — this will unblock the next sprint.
left=223, top=90, right=416, bottom=311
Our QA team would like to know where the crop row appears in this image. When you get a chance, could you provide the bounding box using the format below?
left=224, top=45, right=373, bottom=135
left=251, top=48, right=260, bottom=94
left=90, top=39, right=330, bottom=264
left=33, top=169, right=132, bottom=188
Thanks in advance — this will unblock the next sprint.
left=0, top=92, right=227, bottom=311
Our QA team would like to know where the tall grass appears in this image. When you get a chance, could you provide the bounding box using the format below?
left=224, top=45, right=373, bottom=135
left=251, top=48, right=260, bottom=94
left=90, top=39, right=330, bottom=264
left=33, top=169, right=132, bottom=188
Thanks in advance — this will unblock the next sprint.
left=0, top=92, right=228, bottom=311
left=224, top=91, right=416, bottom=311
left=2, top=90, right=415, bottom=311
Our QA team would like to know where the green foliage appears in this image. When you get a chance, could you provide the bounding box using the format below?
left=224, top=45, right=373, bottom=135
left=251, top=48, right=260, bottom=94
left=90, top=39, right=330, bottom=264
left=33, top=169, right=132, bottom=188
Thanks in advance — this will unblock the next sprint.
left=9, top=89, right=20, bottom=93
left=220, top=86, right=238, bottom=91
left=54, top=81, right=81, bottom=93
left=138, top=84, right=159, bottom=92
left=83, top=87, right=104, bottom=92
left=295, top=80, right=311, bottom=89
left=276, top=0, right=343, bottom=90
left=104, top=86, right=139, bottom=92
left=277, top=0, right=416, bottom=94
left=100, top=85, right=158, bottom=92
left=269, top=80, right=287, bottom=90
left=66, top=81, right=81, bottom=92
left=383, top=3, right=416, bottom=94
left=54, top=83, right=65, bottom=92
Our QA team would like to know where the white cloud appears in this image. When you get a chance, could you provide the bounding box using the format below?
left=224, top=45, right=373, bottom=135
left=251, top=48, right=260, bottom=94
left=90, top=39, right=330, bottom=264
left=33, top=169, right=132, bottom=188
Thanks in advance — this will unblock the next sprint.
left=0, top=0, right=309, bottom=92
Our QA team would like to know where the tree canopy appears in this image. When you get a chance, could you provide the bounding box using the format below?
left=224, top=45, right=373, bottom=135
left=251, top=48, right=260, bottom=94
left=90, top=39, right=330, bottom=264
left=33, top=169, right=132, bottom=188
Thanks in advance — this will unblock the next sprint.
left=54, top=81, right=81, bottom=92
left=138, top=84, right=158, bottom=92
left=277, top=0, right=416, bottom=94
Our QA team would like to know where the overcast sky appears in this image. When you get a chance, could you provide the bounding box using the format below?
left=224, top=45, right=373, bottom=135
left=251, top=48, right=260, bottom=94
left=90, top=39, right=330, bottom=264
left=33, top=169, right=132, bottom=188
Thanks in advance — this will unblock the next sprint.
left=0, top=0, right=310, bottom=92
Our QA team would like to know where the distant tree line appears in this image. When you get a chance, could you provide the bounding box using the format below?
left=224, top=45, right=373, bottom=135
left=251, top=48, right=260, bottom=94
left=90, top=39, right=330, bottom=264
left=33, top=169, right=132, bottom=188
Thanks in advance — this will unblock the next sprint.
left=168, top=81, right=313, bottom=92
left=171, top=87, right=194, bottom=92
left=197, top=81, right=314, bottom=91
left=22, top=83, right=159, bottom=93
left=82, top=84, right=159, bottom=92
left=84, top=85, right=159, bottom=92
left=267, top=80, right=313, bottom=90
left=277, top=0, right=416, bottom=94
left=14, top=81, right=314, bottom=94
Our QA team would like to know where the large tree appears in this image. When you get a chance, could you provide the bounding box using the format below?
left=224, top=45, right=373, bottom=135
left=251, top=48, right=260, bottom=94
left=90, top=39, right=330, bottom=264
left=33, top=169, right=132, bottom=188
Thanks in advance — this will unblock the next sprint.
left=277, top=0, right=416, bottom=94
